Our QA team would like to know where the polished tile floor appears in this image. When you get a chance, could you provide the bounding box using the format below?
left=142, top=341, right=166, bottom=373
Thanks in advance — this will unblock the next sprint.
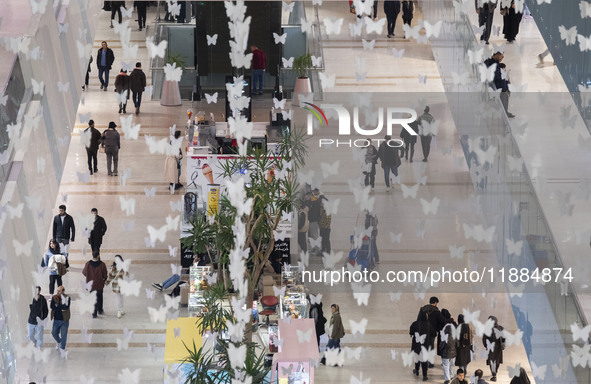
left=15, top=2, right=583, bottom=383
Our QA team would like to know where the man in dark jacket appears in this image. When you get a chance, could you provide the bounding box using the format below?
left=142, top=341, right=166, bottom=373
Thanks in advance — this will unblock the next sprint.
left=88, top=208, right=108, bottom=252
left=97, top=41, right=115, bottom=91
left=417, top=106, right=435, bottom=162
left=84, top=120, right=102, bottom=174
left=378, top=135, right=402, bottom=192
left=53, top=205, right=75, bottom=252
left=475, top=0, right=497, bottom=44
left=134, top=1, right=148, bottom=30
left=417, top=296, right=447, bottom=359
left=28, top=286, right=49, bottom=348
left=82, top=250, right=108, bottom=318
left=129, top=62, right=147, bottom=115
left=484, top=52, right=513, bottom=117
left=51, top=285, right=71, bottom=350
left=383, top=1, right=401, bottom=38
left=474, top=369, right=489, bottom=384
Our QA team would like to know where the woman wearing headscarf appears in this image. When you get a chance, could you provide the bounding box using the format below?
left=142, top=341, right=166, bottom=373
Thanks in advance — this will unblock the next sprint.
left=455, top=314, right=474, bottom=372
left=105, top=255, right=130, bottom=319
left=410, top=310, right=437, bottom=381
left=483, top=315, right=505, bottom=382
left=510, top=367, right=531, bottom=384
left=440, top=309, right=458, bottom=384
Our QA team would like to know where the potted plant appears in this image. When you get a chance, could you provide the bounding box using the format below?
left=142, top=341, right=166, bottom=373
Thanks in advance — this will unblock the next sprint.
left=161, top=51, right=187, bottom=106
left=293, top=53, right=312, bottom=94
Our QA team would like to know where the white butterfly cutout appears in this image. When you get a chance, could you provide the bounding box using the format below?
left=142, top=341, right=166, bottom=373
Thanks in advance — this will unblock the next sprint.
left=282, top=57, right=294, bottom=68
left=121, top=5, right=133, bottom=18
left=122, top=42, right=139, bottom=58
left=296, top=328, right=313, bottom=343
left=78, top=112, right=91, bottom=124
left=507, top=363, right=522, bottom=378
left=30, top=0, right=48, bottom=14
left=419, top=346, right=436, bottom=363
left=453, top=0, right=471, bottom=14
left=321, top=161, right=340, bottom=178
left=77, top=291, right=96, bottom=315
left=349, top=318, right=368, bottom=335
left=449, top=244, right=465, bottom=259
left=170, top=199, right=183, bottom=212
left=143, top=187, right=156, bottom=197
left=113, top=19, right=130, bottom=35
left=355, top=72, right=367, bottom=82
left=311, top=55, right=322, bottom=67
left=401, top=351, right=414, bottom=367
left=282, top=1, right=295, bottom=12
left=503, top=329, right=523, bottom=346
left=228, top=343, right=247, bottom=370
left=6, top=203, right=24, bottom=219
left=274, top=229, right=288, bottom=241
left=119, top=279, right=142, bottom=297
left=424, top=20, right=443, bottom=38
left=349, top=20, right=364, bottom=37
left=418, top=74, right=427, bottom=84
left=578, top=34, right=591, bottom=51
left=323, top=198, right=339, bottom=215
left=299, top=251, right=310, bottom=267
left=273, top=97, right=286, bottom=109
left=164, top=63, right=183, bottom=82
left=392, top=48, right=405, bottom=58
left=388, top=232, right=402, bottom=244
left=322, top=250, right=343, bottom=269
left=506, top=238, right=523, bottom=256
left=507, top=155, right=523, bottom=172
left=581, top=1, right=591, bottom=18
left=350, top=373, right=371, bottom=384
left=31, top=79, right=44, bottom=96
left=362, top=39, right=375, bottom=50
left=119, top=196, right=135, bottom=216
left=273, top=32, right=287, bottom=44
left=365, top=18, right=386, bottom=34
left=300, top=18, right=313, bottom=34
left=168, top=1, right=182, bottom=16
left=420, top=197, right=440, bottom=215
left=118, top=368, right=141, bottom=384
left=13, top=239, right=33, bottom=257
left=451, top=71, right=470, bottom=85
left=324, top=18, right=344, bottom=35
left=148, top=305, right=168, bottom=323
left=531, top=361, right=547, bottom=380
left=148, top=39, right=168, bottom=59
left=478, top=63, right=497, bottom=83
left=570, top=323, right=591, bottom=343
left=467, top=48, right=484, bottom=64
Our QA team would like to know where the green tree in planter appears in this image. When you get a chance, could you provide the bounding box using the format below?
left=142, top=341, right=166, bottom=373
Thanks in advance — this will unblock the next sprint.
left=180, top=128, right=308, bottom=383
left=293, top=53, right=313, bottom=79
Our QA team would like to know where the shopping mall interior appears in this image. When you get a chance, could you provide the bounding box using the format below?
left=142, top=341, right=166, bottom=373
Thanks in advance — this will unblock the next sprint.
left=0, top=0, right=590, bottom=383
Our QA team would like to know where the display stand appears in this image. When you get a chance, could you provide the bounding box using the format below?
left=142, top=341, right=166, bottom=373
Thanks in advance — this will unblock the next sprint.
left=279, top=266, right=307, bottom=319
left=271, top=318, right=319, bottom=384
left=188, top=265, right=212, bottom=317
left=161, top=80, right=182, bottom=106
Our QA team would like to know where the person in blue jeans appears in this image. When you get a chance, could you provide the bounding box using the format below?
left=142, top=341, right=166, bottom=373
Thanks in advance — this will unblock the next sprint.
left=27, top=286, right=48, bottom=348
left=96, top=41, right=115, bottom=91
left=321, top=304, right=345, bottom=365
left=152, top=273, right=180, bottom=291
left=250, top=44, right=266, bottom=95
left=378, top=135, right=402, bottom=192
left=51, top=285, right=71, bottom=351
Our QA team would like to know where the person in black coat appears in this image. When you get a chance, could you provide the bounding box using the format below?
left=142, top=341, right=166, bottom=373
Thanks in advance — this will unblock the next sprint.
left=401, top=0, right=414, bottom=25
left=475, top=0, right=497, bottom=44
left=88, top=208, right=108, bottom=253
left=455, top=314, right=474, bottom=372
left=134, top=1, right=148, bottom=31
left=53, top=205, right=75, bottom=251
left=83, top=55, right=93, bottom=90
left=410, top=310, right=437, bottom=381
left=378, top=135, right=402, bottom=191
left=309, top=298, right=327, bottom=351
left=129, top=62, right=147, bottom=115
left=500, top=0, right=522, bottom=43
left=483, top=315, right=504, bottom=382
left=400, top=121, right=418, bottom=162
left=114, top=69, right=130, bottom=114
left=383, top=1, right=401, bottom=38
left=27, top=286, right=48, bottom=348
left=484, top=52, right=513, bottom=117
left=84, top=120, right=102, bottom=175
left=96, top=41, right=115, bottom=91
left=110, top=1, right=124, bottom=27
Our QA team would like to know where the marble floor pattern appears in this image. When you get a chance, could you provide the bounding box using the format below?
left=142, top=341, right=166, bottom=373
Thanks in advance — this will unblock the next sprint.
left=15, top=2, right=586, bottom=383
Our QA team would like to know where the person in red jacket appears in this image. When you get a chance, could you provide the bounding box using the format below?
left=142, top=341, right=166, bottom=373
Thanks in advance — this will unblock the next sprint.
left=250, top=44, right=266, bottom=95
left=82, top=250, right=108, bottom=318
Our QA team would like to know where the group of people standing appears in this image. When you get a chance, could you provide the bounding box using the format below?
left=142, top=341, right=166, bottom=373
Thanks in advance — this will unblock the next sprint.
left=298, top=188, right=332, bottom=256
left=410, top=296, right=531, bottom=384
left=363, top=106, right=435, bottom=192
left=383, top=1, right=414, bottom=38
left=476, top=0, right=523, bottom=45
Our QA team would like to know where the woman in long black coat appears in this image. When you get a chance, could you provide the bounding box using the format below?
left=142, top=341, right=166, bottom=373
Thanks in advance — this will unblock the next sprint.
left=455, top=314, right=474, bottom=371
left=501, top=0, right=523, bottom=43
left=410, top=311, right=437, bottom=381
left=483, top=315, right=505, bottom=382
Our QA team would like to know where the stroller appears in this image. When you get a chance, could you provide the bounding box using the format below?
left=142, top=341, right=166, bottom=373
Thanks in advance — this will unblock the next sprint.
left=348, top=234, right=375, bottom=271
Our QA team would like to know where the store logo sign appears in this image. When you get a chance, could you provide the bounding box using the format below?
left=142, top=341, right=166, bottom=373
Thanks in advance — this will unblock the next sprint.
left=302, top=104, right=418, bottom=148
